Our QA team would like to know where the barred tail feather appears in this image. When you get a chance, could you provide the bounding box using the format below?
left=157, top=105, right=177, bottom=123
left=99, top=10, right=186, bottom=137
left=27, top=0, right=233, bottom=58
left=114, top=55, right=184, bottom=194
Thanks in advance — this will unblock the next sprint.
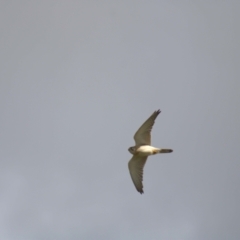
left=159, top=149, right=173, bottom=153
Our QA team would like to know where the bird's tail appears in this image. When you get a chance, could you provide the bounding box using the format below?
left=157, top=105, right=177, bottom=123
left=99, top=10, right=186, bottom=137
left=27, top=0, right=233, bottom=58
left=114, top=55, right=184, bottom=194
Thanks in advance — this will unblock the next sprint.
left=159, top=148, right=173, bottom=153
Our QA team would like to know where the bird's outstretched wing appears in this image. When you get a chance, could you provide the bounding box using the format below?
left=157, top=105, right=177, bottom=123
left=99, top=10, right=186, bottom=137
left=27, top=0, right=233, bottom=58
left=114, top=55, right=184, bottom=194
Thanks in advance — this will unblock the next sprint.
left=128, top=155, right=148, bottom=194
left=134, top=110, right=161, bottom=145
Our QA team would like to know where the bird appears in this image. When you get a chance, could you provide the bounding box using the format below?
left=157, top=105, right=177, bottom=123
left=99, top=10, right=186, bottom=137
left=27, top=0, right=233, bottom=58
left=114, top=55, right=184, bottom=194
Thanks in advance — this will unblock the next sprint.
left=128, top=109, right=173, bottom=194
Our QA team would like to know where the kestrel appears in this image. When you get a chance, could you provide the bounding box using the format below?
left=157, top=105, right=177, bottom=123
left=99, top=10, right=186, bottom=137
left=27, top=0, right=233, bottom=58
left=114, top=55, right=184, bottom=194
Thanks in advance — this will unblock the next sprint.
left=128, top=109, right=173, bottom=194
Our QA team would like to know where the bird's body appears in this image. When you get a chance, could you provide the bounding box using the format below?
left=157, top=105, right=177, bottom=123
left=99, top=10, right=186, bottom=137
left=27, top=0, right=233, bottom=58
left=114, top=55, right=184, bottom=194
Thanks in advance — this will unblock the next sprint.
left=128, top=109, right=173, bottom=194
left=129, top=145, right=167, bottom=156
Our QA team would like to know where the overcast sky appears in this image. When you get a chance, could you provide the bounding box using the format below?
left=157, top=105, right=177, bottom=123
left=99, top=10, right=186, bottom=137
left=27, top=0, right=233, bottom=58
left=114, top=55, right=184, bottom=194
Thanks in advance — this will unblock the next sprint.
left=0, top=1, right=239, bottom=240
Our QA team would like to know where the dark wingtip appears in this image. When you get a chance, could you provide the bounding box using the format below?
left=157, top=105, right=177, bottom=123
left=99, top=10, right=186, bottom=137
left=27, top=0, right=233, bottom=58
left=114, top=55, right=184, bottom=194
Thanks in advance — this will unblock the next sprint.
left=138, top=189, right=144, bottom=194
left=156, top=109, right=161, bottom=114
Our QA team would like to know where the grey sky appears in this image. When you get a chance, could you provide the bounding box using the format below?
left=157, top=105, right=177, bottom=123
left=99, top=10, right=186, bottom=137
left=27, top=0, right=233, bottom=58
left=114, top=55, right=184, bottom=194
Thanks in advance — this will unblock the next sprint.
left=0, top=1, right=239, bottom=239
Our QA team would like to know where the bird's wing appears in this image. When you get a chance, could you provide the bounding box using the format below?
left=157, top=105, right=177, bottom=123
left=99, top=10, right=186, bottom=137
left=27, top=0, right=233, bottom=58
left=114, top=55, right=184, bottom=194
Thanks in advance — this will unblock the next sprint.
left=128, top=155, right=148, bottom=194
left=134, top=110, right=161, bottom=145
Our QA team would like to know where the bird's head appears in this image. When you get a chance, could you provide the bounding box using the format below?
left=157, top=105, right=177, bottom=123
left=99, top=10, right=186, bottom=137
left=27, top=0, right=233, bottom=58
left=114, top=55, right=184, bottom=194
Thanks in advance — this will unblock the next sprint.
left=128, top=146, right=136, bottom=154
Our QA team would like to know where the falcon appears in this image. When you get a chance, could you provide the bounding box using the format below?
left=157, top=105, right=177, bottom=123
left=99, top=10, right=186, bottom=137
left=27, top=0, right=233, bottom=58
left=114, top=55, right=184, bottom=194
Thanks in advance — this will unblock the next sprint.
left=128, top=109, right=173, bottom=194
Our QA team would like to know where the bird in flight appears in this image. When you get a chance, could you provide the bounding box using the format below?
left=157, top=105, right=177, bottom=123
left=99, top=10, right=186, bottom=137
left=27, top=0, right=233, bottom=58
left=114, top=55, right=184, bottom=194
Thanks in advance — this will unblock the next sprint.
left=128, top=109, right=173, bottom=194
